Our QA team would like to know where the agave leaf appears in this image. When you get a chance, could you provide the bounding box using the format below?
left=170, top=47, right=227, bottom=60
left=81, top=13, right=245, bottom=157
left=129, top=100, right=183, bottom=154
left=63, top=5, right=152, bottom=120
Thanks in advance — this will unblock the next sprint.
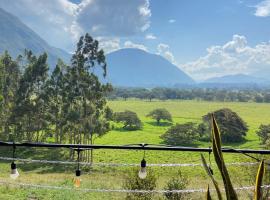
left=206, top=185, right=212, bottom=200
left=211, top=114, right=238, bottom=200
left=254, top=160, right=265, bottom=200
left=201, top=154, right=222, bottom=200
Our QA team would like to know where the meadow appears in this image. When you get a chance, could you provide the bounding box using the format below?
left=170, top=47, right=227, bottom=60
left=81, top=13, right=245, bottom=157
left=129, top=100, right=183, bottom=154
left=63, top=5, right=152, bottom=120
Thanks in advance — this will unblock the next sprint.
left=0, top=99, right=270, bottom=199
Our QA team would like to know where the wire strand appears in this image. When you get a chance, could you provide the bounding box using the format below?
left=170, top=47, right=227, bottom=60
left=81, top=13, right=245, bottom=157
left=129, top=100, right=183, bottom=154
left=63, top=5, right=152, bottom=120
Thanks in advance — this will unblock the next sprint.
left=0, top=180, right=269, bottom=194
left=0, top=156, right=259, bottom=167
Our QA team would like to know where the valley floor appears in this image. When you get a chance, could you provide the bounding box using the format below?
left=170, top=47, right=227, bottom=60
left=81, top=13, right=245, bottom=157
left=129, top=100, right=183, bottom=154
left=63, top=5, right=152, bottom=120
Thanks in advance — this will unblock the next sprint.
left=1, top=100, right=270, bottom=199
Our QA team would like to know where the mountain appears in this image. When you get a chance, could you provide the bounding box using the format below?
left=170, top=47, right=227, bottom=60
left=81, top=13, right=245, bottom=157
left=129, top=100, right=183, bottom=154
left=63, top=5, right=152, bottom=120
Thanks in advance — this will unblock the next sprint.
left=104, top=48, right=194, bottom=87
left=199, top=74, right=270, bottom=88
left=0, top=7, right=70, bottom=67
left=204, top=74, right=269, bottom=84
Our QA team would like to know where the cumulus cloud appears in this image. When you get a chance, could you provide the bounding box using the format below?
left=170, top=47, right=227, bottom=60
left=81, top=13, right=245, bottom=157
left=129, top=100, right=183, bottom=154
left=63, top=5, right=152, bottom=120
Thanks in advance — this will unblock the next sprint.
left=157, top=43, right=176, bottom=64
left=124, top=41, right=148, bottom=51
left=77, top=0, right=151, bottom=36
left=0, top=0, right=151, bottom=51
left=96, top=37, right=121, bottom=54
left=182, top=35, right=270, bottom=80
left=255, top=0, right=270, bottom=17
left=145, top=33, right=157, bottom=40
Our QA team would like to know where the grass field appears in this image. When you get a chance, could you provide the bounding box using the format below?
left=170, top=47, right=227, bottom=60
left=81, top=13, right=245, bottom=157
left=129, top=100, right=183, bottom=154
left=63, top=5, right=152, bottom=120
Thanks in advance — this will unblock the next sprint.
left=1, top=100, right=270, bottom=199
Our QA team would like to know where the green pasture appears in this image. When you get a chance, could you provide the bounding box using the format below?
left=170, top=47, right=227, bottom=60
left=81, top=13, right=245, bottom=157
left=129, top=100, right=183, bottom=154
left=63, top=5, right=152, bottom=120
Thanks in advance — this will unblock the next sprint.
left=1, top=100, right=270, bottom=199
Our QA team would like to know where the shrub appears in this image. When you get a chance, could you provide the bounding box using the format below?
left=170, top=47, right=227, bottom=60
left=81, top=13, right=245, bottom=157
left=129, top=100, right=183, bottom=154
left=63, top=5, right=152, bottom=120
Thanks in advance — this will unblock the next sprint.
left=114, top=110, right=142, bottom=130
left=161, top=122, right=198, bottom=145
left=203, top=108, right=248, bottom=143
left=197, top=123, right=210, bottom=142
left=123, top=169, right=157, bottom=200
left=164, top=170, right=188, bottom=200
left=256, top=124, right=270, bottom=144
left=146, top=108, right=172, bottom=125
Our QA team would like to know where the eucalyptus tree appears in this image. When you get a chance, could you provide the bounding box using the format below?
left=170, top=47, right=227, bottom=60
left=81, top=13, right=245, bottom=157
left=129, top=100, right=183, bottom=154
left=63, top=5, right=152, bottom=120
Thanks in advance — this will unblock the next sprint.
left=66, top=33, right=112, bottom=162
left=10, top=51, right=49, bottom=142
left=0, top=51, right=21, bottom=140
left=45, top=59, right=69, bottom=143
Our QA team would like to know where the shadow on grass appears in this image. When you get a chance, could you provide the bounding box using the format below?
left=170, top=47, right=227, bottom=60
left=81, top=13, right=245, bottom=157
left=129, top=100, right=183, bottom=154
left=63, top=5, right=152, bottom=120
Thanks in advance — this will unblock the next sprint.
left=159, top=140, right=200, bottom=147
left=222, top=138, right=249, bottom=148
left=146, top=121, right=173, bottom=127
left=113, top=127, right=142, bottom=132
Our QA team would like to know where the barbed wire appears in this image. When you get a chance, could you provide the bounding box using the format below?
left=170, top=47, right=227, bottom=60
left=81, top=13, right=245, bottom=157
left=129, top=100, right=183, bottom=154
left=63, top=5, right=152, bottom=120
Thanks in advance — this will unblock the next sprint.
left=0, top=180, right=269, bottom=194
left=0, top=156, right=259, bottom=167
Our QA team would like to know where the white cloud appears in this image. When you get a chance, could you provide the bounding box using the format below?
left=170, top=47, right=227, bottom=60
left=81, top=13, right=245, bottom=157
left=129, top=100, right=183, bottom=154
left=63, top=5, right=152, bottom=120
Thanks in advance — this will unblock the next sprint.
left=0, top=0, right=151, bottom=51
left=124, top=41, right=148, bottom=51
left=77, top=0, right=151, bottom=37
left=97, top=37, right=121, bottom=54
left=254, top=0, right=270, bottom=17
left=145, top=33, right=157, bottom=40
left=157, top=43, right=176, bottom=64
left=182, top=34, right=270, bottom=80
left=168, top=19, right=176, bottom=23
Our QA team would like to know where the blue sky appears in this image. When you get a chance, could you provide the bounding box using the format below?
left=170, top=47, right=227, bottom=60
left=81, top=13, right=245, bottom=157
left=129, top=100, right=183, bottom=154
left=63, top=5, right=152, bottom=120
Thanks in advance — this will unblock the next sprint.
left=0, top=0, right=270, bottom=80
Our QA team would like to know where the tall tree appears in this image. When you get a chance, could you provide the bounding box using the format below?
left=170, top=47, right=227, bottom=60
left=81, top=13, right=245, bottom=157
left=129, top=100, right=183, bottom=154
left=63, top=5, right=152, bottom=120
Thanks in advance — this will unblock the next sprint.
left=0, top=51, right=21, bottom=140
left=46, top=59, right=68, bottom=143
left=66, top=33, right=112, bottom=162
left=10, top=51, right=49, bottom=142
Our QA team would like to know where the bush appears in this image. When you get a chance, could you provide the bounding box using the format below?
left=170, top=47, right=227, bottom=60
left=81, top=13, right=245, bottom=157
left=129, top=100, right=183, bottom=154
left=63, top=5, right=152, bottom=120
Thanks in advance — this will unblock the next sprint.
left=123, top=169, right=157, bottom=200
left=164, top=170, right=188, bottom=200
left=197, top=123, right=210, bottom=142
left=203, top=108, right=248, bottom=143
left=256, top=124, right=270, bottom=144
left=161, top=122, right=198, bottom=145
left=114, top=110, right=142, bottom=130
left=146, top=108, right=172, bottom=125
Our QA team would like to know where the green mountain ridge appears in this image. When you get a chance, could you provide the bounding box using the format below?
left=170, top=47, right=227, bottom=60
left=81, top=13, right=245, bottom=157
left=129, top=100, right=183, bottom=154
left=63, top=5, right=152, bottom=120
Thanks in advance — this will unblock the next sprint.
left=0, top=7, right=70, bottom=67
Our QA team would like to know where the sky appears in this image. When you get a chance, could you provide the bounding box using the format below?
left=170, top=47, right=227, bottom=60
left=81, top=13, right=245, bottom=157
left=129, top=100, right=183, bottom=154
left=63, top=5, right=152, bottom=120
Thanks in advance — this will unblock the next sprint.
left=0, top=0, right=270, bottom=80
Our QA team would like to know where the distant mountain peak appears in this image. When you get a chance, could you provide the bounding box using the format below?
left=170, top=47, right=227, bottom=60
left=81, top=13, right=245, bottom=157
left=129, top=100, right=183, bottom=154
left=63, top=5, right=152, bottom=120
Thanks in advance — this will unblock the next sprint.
left=104, top=48, right=194, bottom=87
left=204, top=74, right=268, bottom=84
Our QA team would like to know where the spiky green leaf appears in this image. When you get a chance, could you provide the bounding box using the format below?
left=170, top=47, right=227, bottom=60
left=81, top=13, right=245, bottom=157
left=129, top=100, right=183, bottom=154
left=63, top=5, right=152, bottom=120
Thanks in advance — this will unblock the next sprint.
left=206, top=185, right=212, bottom=200
left=201, top=154, right=222, bottom=200
left=254, top=160, right=265, bottom=200
left=211, top=114, right=238, bottom=200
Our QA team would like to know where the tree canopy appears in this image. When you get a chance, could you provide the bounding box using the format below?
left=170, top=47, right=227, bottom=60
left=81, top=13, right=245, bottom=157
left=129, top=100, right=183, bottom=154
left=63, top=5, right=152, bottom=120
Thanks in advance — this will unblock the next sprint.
left=256, top=124, right=270, bottom=144
left=203, top=108, right=248, bottom=143
left=160, top=122, right=198, bottom=145
left=147, top=108, right=172, bottom=125
left=114, top=110, right=142, bottom=130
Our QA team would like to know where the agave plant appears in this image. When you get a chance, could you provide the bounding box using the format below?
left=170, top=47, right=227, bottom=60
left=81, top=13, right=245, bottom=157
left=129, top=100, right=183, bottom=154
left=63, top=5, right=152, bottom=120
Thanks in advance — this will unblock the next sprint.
left=202, top=114, right=265, bottom=200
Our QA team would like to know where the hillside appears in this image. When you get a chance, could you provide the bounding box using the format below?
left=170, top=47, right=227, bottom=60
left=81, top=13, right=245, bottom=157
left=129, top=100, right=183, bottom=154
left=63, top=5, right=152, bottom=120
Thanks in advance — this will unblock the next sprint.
left=0, top=7, right=70, bottom=67
left=105, top=48, right=194, bottom=87
left=204, top=74, right=268, bottom=84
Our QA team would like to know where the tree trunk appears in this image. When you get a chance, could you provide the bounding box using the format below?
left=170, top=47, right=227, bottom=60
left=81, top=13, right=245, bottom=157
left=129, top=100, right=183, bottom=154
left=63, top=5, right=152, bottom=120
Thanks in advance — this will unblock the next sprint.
left=90, top=134, right=93, bottom=164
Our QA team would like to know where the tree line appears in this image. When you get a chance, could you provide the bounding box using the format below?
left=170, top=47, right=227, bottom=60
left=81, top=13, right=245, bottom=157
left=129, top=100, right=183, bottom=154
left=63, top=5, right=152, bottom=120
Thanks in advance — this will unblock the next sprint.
left=108, top=87, right=270, bottom=103
left=0, top=34, right=112, bottom=163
